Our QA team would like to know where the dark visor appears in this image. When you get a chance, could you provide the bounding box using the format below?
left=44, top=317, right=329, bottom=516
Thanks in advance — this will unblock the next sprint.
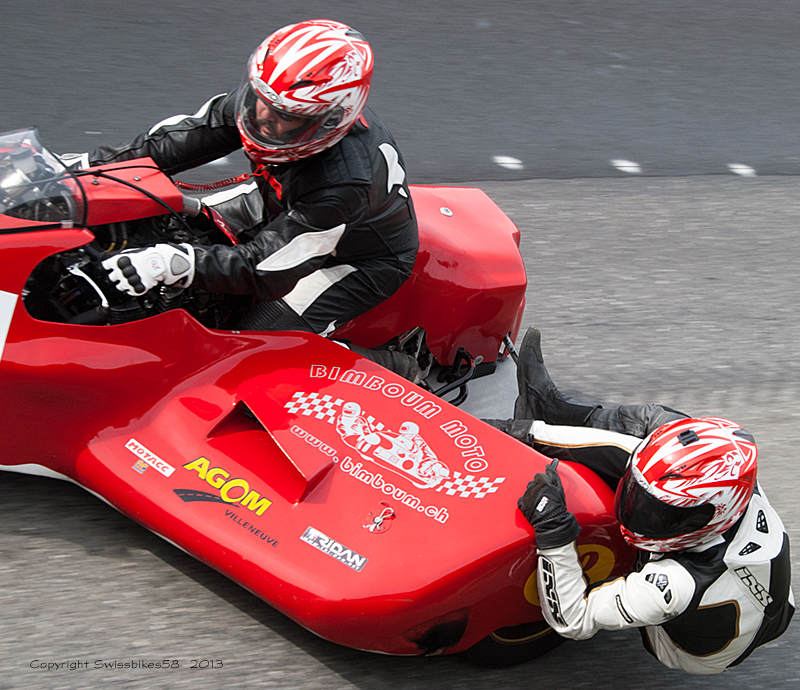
left=243, top=99, right=320, bottom=145
left=614, top=466, right=715, bottom=539
left=237, top=83, right=343, bottom=150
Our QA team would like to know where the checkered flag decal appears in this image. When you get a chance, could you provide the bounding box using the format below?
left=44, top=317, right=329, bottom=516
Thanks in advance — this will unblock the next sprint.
left=284, top=392, right=343, bottom=423
left=437, top=471, right=505, bottom=499
left=365, top=416, right=384, bottom=432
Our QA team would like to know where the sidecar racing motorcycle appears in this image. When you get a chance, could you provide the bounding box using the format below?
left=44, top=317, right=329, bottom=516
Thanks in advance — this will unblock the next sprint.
left=0, top=128, right=636, bottom=666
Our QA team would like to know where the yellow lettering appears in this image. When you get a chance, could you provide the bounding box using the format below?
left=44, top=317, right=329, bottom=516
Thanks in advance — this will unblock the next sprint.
left=220, top=478, right=249, bottom=503
left=183, top=456, right=210, bottom=480
left=183, top=458, right=273, bottom=514
left=205, top=467, right=230, bottom=489
left=240, top=490, right=272, bottom=515
left=578, top=544, right=615, bottom=583
left=524, top=544, right=616, bottom=607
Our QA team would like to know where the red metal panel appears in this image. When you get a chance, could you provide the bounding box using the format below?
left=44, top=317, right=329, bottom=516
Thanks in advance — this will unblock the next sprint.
left=80, top=159, right=186, bottom=225
left=333, top=185, right=527, bottom=364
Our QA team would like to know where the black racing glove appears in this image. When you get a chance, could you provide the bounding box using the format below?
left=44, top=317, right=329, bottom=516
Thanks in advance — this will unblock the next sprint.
left=518, top=460, right=581, bottom=549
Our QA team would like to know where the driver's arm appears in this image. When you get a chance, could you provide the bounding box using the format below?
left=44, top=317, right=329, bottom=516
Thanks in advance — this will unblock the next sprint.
left=89, top=92, right=243, bottom=175
left=191, top=183, right=368, bottom=302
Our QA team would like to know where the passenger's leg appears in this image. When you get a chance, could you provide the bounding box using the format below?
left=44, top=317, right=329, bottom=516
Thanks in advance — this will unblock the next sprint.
left=513, top=328, right=600, bottom=425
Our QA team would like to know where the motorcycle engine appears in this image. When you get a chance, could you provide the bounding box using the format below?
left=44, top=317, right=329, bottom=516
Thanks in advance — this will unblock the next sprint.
left=22, top=211, right=251, bottom=329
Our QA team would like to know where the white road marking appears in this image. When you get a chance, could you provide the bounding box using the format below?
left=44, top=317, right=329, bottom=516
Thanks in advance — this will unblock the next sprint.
left=611, top=159, right=642, bottom=174
left=493, top=155, right=524, bottom=170
left=729, top=163, right=756, bottom=177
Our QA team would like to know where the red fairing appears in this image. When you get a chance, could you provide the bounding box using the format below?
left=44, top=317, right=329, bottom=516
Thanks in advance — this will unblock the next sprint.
left=59, top=160, right=526, bottom=366
left=334, top=185, right=528, bottom=365
left=80, top=158, right=185, bottom=225
left=0, top=292, right=631, bottom=653
left=0, top=143, right=632, bottom=658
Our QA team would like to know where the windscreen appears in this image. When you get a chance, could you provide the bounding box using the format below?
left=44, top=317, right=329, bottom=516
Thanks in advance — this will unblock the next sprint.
left=0, top=128, right=82, bottom=225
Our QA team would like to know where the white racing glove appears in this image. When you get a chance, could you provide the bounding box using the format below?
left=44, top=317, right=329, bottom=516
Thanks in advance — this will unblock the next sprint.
left=102, top=243, right=196, bottom=296
left=58, top=152, right=90, bottom=170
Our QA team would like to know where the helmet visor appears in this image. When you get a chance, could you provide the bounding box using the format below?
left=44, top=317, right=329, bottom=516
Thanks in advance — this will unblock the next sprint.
left=614, top=465, right=715, bottom=539
left=237, top=85, right=342, bottom=151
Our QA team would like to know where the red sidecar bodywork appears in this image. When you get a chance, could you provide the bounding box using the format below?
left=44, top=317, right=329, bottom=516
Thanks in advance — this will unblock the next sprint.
left=0, top=152, right=634, bottom=656
left=334, top=184, right=527, bottom=366
left=0, top=313, right=633, bottom=655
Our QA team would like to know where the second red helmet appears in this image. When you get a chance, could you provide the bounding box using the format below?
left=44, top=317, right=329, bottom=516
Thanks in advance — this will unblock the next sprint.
left=614, top=417, right=758, bottom=552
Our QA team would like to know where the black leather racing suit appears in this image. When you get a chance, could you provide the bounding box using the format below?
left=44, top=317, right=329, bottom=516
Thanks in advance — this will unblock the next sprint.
left=90, top=90, right=419, bottom=334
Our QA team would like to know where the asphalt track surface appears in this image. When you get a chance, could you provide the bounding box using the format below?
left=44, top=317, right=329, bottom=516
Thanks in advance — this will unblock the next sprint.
left=2, top=2, right=799, bottom=689
left=3, top=0, right=800, bottom=182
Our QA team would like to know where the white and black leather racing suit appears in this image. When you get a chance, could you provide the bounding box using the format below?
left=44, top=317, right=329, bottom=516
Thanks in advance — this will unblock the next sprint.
left=90, top=91, right=419, bottom=334
left=529, top=408, right=795, bottom=674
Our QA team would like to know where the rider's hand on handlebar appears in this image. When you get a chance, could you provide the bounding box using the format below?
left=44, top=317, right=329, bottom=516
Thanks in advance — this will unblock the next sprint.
left=102, top=243, right=196, bottom=296
left=58, top=152, right=90, bottom=170
left=518, top=460, right=581, bottom=549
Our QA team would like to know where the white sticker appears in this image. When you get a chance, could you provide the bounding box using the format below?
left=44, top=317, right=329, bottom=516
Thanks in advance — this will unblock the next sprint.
left=125, top=438, right=175, bottom=477
left=0, top=290, right=18, bottom=362
left=300, top=526, right=368, bottom=572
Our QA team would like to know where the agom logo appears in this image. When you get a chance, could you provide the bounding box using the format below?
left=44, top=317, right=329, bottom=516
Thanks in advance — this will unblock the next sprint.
left=175, top=457, right=272, bottom=516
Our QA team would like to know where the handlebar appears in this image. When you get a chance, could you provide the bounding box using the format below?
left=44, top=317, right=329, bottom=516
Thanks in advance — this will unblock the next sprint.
left=181, top=194, right=203, bottom=217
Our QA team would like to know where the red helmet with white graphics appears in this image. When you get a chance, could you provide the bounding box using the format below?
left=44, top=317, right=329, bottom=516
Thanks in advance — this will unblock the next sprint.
left=614, top=417, right=758, bottom=552
left=236, top=20, right=374, bottom=164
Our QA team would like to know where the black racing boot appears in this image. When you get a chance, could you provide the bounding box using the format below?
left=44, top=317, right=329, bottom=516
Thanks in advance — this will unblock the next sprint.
left=513, top=327, right=600, bottom=426
left=347, top=344, right=421, bottom=383
left=482, top=418, right=535, bottom=446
